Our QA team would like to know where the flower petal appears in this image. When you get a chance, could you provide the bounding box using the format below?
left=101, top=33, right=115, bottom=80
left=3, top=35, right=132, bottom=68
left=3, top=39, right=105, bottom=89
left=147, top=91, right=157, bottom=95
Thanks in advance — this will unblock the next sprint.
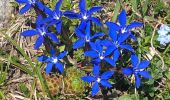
left=104, top=46, right=115, bottom=56
left=91, top=17, right=102, bottom=26
left=104, top=58, right=116, bottom=67
left=135, top=74, right=141, bottom=88
left=55, top=0, right=62, bottom=11
left=106, top=21, right=120, bottom=31
left=118, top=9, right=126, bottom=27
left=138, top=60, right=150, bottom=69
left=73, top=39, right=85, bottom=49
left=79, top=0, right=86, bottom=13
left=93, top=65, right=100, bottom=76
left=81, top=76, right=96, bottom=83
left=38, top=56, right=49, bottom=62
left=55, top=62, right=64, bottom=73
left=41, top=17, right=53, bottom=24
left=47, top=33, right=59, bottom=43
left=84, top=50, right=98, bottom=58
left=19, top=4, right=31, bottom=14
left=50, top=48, right=56, bottom=57
left=95, top=40, right=102, bottom=53
left=34, top=36, right=44, bottom=49
left=57, top=51, right=67, bottom=59
left=113, top=49, right=120, bottom=62
left=119, top=44, right=134, bottom=52
left=118, top=32, right=130, bottom=43
left=91, top=32, right=104, bottom=39
left=78, top=20, right=87, bottom=29
left=100, top=80, right=112, bottom=87
left=63, top=11, right=80, bottom=19
left=139, top=71, right=152, bottom=79
left=88, top=6, right=102, bottom=15
left=16, top=0, right=27, bottom=3
left=45, top=63, right=53, bottom=74
left=21, top=30, right=38, bottom=37
left=126, top=22, right=143, bottom=31
left=36, top=2, right=45, bottom=11
left=92, top=82, right=100, bottom=97
left=100, top=40, right=113, bottom=46
left=101, top=71, right=114, bottom=79
left=85, top=22, right=90, bottom=37
left=44, top=6, right=53, bottom=15
left=56, top=21, right=62, bottom=33
left=92, top=58, right=101, bottom=64
left=122, top=67, right=133, bottom=76
left=131, top=55, right=139, bottom=67
left=75, top=28, right=85, bottom=38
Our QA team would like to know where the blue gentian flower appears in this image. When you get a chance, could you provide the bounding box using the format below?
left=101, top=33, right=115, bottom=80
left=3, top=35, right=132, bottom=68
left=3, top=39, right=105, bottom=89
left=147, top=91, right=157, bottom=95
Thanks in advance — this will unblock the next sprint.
left=38, top=49, right=67, bottom=74
left=157, top=24, right=170, bottom=45
left=81, top=65, right=114, bottom=96
left=122, top=55, right=152, bottom=88
left=64, top=0, right=103, bottom=29
left=16, top=0, right=45, bottom=14
left=106, top=9, right=143, bottom=40
left=84, top=40, right=115, bottom=66
left=101, top=30, right=134, bottom=62
left=73, top=22, right=104, bottom=49
left=41, top=0, right=63, bottom=33
left=20, top=16, right=59, bottom=49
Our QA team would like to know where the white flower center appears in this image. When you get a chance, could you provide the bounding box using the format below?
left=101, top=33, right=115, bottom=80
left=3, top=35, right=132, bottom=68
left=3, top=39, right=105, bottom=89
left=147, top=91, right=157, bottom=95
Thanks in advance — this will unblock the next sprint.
left=135, top=68, right=144, bottom=72
left=40, top=32, right=46, bottom=36
left=54, top=15, right=60, bottom=20
left=97, top=78, right=101, bottom=83
left=114, top=41, right=119, bottom=48
left=85, top=36, right=90, bottom=42
left=83, top=15, right=88, bottom=20
left=52, top=58, right=58, bottom=63
left=121, top=28, right=127, bottom=33
left=28, top=0, right=36, bottom=4
left=99, top=56, right=104, bottom=60
left=99, top=51, right=105, bottom=60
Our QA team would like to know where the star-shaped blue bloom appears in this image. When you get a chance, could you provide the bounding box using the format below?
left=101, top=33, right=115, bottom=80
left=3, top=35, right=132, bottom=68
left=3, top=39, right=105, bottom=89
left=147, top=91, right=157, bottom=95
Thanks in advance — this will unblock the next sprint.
left=16, top=0, right=45, bottom=14
left=106, top=9, right=143, bottom=40
left=41, top=0, right=63, bottom=33
left=100, top=31, right=134, bottom=63
left=122, top=55, right=152, bottom=88
left=84, top=40, right=115, bottom=66
left=81, top=65, right=114, bottom=96
left=20, top=16, right=59, bottom=49
left=38, top=48, right=67, bottom=74
left=63, top=0, right=103, bottom=29
left=73, top=22, right=104, bottom=49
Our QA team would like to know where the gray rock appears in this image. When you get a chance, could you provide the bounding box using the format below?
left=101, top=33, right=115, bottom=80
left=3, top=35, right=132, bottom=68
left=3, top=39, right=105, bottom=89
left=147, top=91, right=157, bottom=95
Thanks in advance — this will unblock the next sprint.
left=0, top=0, right=14, bottom=28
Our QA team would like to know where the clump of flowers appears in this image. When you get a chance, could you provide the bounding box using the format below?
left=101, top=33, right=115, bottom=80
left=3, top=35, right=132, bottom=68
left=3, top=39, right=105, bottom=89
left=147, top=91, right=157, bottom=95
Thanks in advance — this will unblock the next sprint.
left=16, top=0, right=152, bottom=97
left=157, top=24, right=170, bottom=46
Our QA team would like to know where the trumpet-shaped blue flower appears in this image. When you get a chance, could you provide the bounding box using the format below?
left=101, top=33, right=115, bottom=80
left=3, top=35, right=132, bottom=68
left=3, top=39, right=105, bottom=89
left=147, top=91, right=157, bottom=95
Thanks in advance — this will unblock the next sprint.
left=20, top=16, right=59, bottom=49
left=38, top=49, right=67, bottom=74
left=16, top=0, right=44, bottom=14
left=41, top=0, right=63, bottom=33
left=64, top=0, right=103, bottom=29
left=84, top=40, right=116, bottom=66
left=73, top=22, right=104, bottom=49
left=106, top=9, right=143, bottom=40
left=81, top=65, right=114, bottom=96
left=122, top=55, right=152, bottom=88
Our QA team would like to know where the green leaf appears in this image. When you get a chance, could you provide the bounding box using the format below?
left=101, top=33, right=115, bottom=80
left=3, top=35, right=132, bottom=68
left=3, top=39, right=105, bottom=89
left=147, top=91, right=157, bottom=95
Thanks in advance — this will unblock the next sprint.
left=131, top=0, right=138, bottom=12
left=111, top=1, right=120, bottom=22
left=165, top=73, right=170, bottom=80
left=142, top=0, right=150, bottom=15
left=119, top=94, right=132, bottom=100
